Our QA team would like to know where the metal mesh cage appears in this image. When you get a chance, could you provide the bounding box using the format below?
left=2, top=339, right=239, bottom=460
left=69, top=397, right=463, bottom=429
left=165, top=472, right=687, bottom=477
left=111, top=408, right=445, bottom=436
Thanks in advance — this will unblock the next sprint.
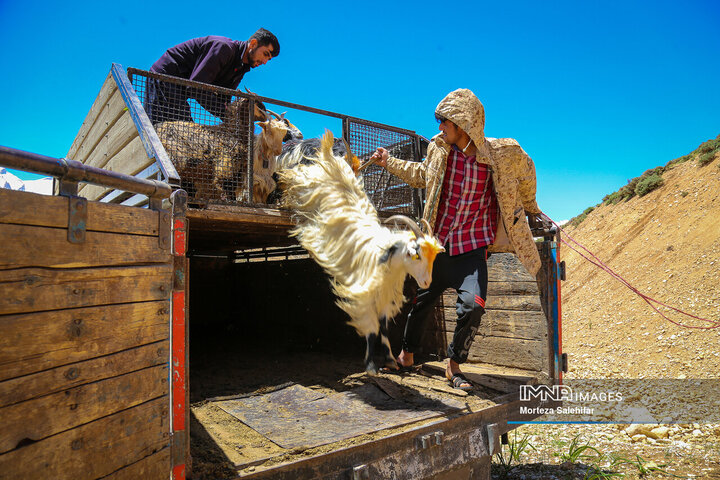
left=128, top=68, right=425, bottom=215
left=347, top=119, right=421, bottom=217
left=130, top=70, right=254, bottom=206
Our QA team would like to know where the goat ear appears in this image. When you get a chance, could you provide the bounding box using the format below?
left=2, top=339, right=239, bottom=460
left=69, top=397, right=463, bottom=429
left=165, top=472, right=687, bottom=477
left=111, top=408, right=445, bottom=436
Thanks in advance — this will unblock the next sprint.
left=406, top=241, right=420, bottom=260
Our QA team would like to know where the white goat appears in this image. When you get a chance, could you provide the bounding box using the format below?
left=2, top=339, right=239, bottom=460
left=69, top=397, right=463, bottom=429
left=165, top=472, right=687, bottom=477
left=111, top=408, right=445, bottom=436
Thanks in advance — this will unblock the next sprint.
left=277, top=131, right=445, bottom=374
left=251, top=114, right=299, bottom=203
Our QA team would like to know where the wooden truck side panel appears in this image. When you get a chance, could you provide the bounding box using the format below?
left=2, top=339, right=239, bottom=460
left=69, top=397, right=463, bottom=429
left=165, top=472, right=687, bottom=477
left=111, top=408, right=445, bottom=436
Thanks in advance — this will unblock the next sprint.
left=67, top=66, right=177, bottom=204
left=0, top=187, right=174, bottom=479
left=440, top=254, right=548, bottom=373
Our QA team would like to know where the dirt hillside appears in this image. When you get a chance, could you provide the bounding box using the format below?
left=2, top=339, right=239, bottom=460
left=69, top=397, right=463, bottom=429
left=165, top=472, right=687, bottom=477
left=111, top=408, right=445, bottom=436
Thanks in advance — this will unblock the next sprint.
left=495, top=144, right=720, bottom=479
left=560, top=155, right=720, bottom=379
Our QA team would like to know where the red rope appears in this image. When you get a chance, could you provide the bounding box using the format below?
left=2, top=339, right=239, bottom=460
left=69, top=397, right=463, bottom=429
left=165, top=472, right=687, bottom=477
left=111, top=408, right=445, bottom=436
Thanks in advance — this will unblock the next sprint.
left=541, top=214, right=720, bottom=330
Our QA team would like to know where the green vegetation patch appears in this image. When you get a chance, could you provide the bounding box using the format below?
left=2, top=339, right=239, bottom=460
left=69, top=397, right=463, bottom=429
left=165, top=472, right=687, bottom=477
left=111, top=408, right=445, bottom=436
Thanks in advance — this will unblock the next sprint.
left=635, top=173, right=664, bottom=197
left=602, top=133, right=719, bottom=206
left=666, top=134, right=720, bottom=169
left=698, top=151, right=717, bottom=166
left=568, top=205, right=597, bottom=227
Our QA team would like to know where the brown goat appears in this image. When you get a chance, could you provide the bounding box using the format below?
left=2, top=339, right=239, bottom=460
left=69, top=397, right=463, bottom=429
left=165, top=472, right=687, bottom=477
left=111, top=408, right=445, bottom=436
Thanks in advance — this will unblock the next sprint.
left=252, top=117, right=292, bottom=203
left=156, top=97, right=290, bottom=203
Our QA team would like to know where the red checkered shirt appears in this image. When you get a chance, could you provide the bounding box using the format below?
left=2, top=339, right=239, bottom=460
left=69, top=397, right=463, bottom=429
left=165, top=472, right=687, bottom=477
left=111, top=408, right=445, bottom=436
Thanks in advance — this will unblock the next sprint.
left=434, top=147, right=498, bottom=256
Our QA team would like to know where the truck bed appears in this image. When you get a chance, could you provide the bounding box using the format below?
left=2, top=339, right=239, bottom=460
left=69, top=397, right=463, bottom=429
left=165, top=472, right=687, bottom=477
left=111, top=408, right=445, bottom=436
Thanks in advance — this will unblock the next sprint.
left=188, top=345, right=542, bottom=479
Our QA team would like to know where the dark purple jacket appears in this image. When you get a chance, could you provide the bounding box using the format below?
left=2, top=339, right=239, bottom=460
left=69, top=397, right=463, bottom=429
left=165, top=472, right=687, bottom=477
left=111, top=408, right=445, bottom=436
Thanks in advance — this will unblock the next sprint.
left=151, top=35, right=251, bottom=89
left=148, top=36, right=251, bottom=120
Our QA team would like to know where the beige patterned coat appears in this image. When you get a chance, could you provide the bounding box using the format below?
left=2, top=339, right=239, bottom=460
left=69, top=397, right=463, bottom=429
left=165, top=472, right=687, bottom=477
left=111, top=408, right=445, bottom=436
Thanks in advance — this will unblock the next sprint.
left=386, top=89, right=542, bottom=276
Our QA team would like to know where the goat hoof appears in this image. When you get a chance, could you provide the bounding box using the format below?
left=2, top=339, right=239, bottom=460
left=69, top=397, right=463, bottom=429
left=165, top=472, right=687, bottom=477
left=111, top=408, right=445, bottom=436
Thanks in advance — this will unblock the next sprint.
left=365, top=362, right=380, bottom=376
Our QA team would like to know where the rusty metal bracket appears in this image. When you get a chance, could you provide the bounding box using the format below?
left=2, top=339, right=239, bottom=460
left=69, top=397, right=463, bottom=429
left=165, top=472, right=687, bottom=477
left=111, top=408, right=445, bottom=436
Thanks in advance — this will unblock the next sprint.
left=58, top=178, right=79, bottom=197
left=148, top=196, right=171, bottom=250
left=67, top=196, right=87, bottom=244
left=158, top=209, right=171, bottom=250
left=486, top=423, right=501, bottom=456
left=351, top=464, right=369, bottom=480
left=171, top=431, right=186, bottom=467
left=417, top=430, right=444, bottom=450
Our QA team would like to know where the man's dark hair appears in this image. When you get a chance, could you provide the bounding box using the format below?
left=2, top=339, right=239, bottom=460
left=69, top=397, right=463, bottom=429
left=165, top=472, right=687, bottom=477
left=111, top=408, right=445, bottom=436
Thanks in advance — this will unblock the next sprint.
left=250, top=28, right=280, bottom=57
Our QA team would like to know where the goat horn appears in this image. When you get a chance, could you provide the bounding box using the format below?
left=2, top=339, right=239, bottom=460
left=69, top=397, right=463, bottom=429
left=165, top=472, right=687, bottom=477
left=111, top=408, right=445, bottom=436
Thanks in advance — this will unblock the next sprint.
left=244, top=87, right=256, bottom=95
left=420, top=218, right=434, bottom=237
left=266, top=109, right=282, bottom=120
left=342, top=138, right=356, bottom=166
left=358, top=157, right=376, bottom=172
left=384, top=215, right=424, bottom=239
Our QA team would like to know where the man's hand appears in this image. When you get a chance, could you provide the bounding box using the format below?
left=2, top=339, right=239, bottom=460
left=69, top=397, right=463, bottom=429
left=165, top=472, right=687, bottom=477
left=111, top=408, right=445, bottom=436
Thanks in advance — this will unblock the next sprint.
left=370, top=147, right=389, bottom=168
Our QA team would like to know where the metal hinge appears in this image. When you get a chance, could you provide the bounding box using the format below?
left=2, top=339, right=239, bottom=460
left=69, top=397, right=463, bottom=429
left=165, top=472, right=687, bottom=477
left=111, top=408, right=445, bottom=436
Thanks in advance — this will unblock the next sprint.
left=562, top=353, right=569, bottom=373
left=559, top=261, right=566, bottom=281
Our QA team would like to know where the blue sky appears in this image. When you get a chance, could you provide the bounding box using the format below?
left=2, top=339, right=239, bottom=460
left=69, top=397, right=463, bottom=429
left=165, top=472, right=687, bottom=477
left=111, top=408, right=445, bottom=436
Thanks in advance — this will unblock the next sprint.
left=1, top=0, right=718, bottom=221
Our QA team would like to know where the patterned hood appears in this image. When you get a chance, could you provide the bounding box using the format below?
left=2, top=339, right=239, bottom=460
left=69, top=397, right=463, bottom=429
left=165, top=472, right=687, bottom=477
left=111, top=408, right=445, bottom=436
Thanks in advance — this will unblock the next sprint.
left=435, top=88, right=485, bottom=148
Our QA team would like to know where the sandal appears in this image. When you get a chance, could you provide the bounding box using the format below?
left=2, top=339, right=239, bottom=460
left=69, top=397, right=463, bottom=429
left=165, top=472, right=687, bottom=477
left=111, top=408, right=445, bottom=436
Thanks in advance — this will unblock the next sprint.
left=448, top=373, right=473, bottom=391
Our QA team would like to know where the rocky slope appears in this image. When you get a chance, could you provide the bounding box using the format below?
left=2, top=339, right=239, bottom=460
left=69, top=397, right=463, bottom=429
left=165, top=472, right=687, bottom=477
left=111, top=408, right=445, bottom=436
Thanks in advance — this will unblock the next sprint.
left=561, top=155, right=720, bottom=379
left=492, top=146, right=720, bottom=479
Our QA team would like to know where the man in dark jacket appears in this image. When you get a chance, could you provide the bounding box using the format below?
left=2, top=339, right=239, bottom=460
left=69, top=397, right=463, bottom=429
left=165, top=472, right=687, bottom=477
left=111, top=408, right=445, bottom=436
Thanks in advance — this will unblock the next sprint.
left=144, top=28, right=280, bottom=124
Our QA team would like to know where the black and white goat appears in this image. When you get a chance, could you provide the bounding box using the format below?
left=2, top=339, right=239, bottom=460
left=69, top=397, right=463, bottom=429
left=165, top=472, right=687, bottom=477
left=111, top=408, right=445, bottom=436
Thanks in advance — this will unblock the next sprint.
left=277, top=131, right=444, bottom=374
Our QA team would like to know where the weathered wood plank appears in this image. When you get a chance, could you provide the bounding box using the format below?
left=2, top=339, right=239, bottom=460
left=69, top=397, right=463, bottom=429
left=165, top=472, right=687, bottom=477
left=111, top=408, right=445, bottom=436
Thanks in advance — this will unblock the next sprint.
left=0, top=223, right=170, bottom=269
left=79, top=135, right=152, bottom=200
left=0, top=398, right=169, bottom=480
left=67, top=73, right=118, bottom=160
left=0, top=365, right=168, bottom=454
left=99, top=447, right=171, bottom=480
left=488, top=281, right=539, bottom=296
left=0, top=342, right=168, bottom=408
left=443, top=309, right=546, bottom=341
left=73, top=88, right=127, bottom=167
left=0, top=301, right=168, bottom=381
left=80, top=110, right=139, bottom=180
left=439, top=281, right=538, bottom=299
left=192, top=204, right=294, bottom=226
left=0, top=188, right=159, bottom=236
left=423, top=361, right=537, bottom=394
left=461, top=334, right=545, bottom=372
left=441, top=293, right=542, bottom=312
left=487, top=253, right=535, bottom=282
left=0, top=265, right=171, bottom=315
left=487, top=295, right=542, bottom=311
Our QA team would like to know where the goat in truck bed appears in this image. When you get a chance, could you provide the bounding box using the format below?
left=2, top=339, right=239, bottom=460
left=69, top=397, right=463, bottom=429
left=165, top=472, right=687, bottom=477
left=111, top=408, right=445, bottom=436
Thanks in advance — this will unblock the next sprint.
left=156, top=97, right=301, bottom=203
left=277, top=131, right=444, bottom=374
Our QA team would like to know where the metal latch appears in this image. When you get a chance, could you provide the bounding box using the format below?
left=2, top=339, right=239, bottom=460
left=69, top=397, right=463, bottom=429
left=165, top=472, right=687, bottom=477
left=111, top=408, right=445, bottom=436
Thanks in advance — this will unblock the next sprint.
left=559, top=261, right=566, bottom=281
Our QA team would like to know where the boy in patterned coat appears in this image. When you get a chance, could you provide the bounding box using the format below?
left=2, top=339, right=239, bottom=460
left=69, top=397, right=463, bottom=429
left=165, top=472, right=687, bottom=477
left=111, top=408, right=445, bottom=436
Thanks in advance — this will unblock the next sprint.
left=370, top=88, right=542, bottom=390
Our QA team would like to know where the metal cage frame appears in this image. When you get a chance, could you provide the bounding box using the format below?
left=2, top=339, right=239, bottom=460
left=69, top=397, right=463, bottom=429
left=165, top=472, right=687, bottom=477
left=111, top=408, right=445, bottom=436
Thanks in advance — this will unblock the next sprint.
left=127, top=67, right=427, bottom=217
